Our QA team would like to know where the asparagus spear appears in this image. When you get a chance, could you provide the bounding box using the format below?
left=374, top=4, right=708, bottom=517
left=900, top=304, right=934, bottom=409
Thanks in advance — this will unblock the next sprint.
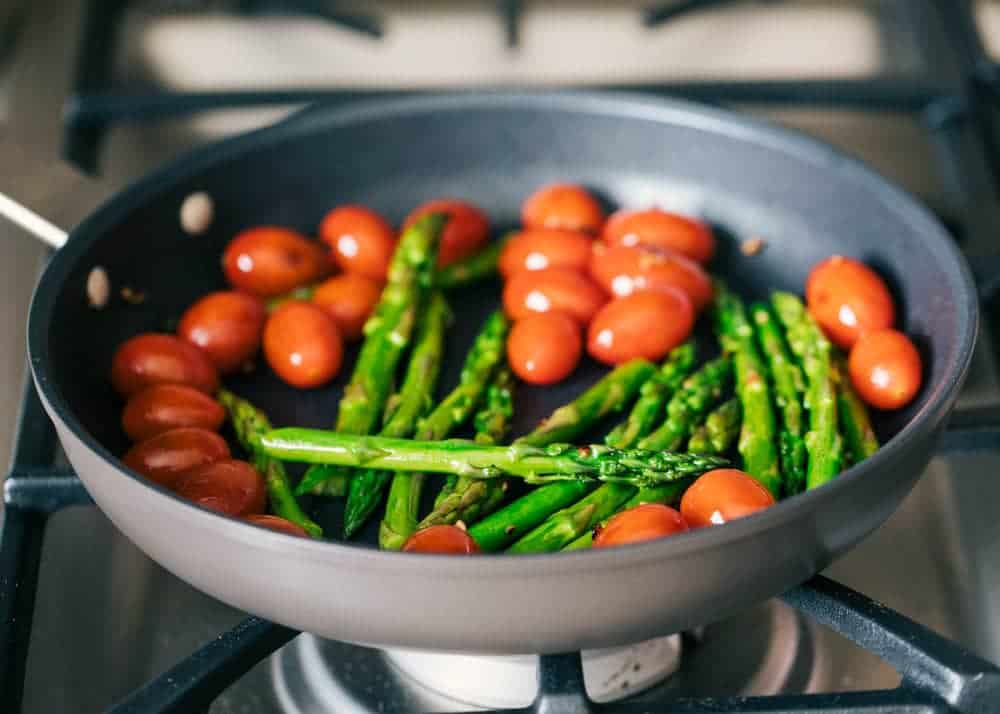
left=688, top=397, right=741, bottom=455
left=436, top=235, right=509, bottom=289
left=637, top=357, right=732, bottom=452
left=217, top=390, right=323, bottom=538
left=341, top=293, right=450, bottom=536
left=772, top=292, right=844, bottom=490
left=507, top=482, right=634, bottom=553
left=831, top=355, right=879, bottom=466
left=297, top=213, right=444, bottom=496
left=469, top=482, right=593, bottom=552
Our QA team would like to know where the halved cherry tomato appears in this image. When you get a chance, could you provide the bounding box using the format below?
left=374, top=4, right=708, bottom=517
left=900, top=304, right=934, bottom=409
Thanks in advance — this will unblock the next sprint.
left=263, top=301, right=343, bottom=388
left=498, top=228, right=593, bottom=278
left=122, top=427, right=230, bottom=488
left=521, top=183, right=605, bottom=234
left=319, top=205, right=397, bottom=280
left=172, top=459, right=267, bottom=517
left=244, top=513, right=310, bottom=537
left=587, top=289, right=694, bottom=365
left=507, top=312, right=582, bottom=385
left=680, top=469, right=775, bottom=528
left=403, top=525, right=481, bottom=554
left=806, top=256, right=895, bottom=349
left=603, top=209, right=715, bottom=264
left=593, top=503, right=688, bottom=548
left=589, top=243, right=713, bottom=311
left=848, top=328, right=922, bottom=410
left=402, top=199, right=490, bottom=267
left=502, top=268, right=607, bottom=325
left=311, top=273, right=383, bottom=341
left=178, top=291, right=266, bottom=374
left=111, top=333, right=219, bottom=397
left=222, top=226, right=329, bottom=297
left=121, top=384, right=225, bottom=442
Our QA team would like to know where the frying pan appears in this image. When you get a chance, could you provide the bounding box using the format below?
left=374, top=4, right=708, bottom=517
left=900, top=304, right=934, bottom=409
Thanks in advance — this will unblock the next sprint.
left=12, top=92, right=976, bottom=654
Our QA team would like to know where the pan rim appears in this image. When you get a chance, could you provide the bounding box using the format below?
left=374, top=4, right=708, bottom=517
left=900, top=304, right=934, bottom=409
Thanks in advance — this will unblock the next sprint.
left=27, top=90, right=978, bottom=575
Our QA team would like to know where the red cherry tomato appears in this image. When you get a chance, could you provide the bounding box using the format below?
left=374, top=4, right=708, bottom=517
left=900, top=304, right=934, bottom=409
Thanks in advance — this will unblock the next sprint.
left=603, top=209, right=715, bottom=264
left=587, top=289, right=694, bottom=365
left=589, top=244, right=713, bottom=311
left=593, top=503, right=688, bottom=548
left=178, top=291, right=266, bottom=374
left=172, top=459, right=267, bottom=517
left=848, top=328, right=922, bottom=410
left=319, top=205, right=397, bottom=280
left=502, top=268, right=607, bottom=325
left=680, top=469, right=775, bottom=528
left=111, top=333, right=219, bottom=397
left=507, top=312, right=582, bottom=385
left=521, top=183, right=605, bottom=234
left=263, top=301, right=343, bottom=388
left=121, top=384, right=225, bottom=442
left=806, top=256, right=895, bottom=349
left=403, top=525, right=481, bottom=554
left=311, top=273, right=383, bottom=341
left=122, top=427, right=230, bottom=488
left=244, top=514, right=310, bottom=537
left=498, top=228, right=594, bottom=278
left=402, top=199, right=490, bottom=267
left=222, top=226, right=329, bottom=297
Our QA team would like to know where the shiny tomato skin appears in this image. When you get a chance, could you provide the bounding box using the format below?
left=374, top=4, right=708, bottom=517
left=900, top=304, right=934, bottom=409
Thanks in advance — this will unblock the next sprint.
left=806, top=256, right=895, bottom=349
left=848, top=329, right=923, bottom=410
left=603, top=209, right=715, bottom=264
left=178, top=291, right=266, bottom=374
left=263, top=301, right=343, bottom=389
left=403, top=525, right=481, bottom=554
left=593, top=504, right=689, bottom=548
left=502, top=267, right=607, bottom=325
left=172, top=459, right=267, bottom=517
left=498, top=228, right=594, bottom=278
left=319, top=205, right=397, bottom=280
left=121, top=384, right=225, bottom=442
left=680, top=469, right=776, bottom=528
left=222, top=226, right=329, bottom=297
left=244, top=514, right=310, bottom=537
left=521, top=183, right=605, bottom=234
left=122, top=427, right=231, bottom=488
left=402, top=199, right=490, bottom=267
left=111, top=333, right=219, bottom=397
left=507, top=312, right=582, bottom=385
left=589, top=243, right=713, bottom=311
left=587, top=289, right=694, bottom=365
left=311, top=273, right=383, bottom=341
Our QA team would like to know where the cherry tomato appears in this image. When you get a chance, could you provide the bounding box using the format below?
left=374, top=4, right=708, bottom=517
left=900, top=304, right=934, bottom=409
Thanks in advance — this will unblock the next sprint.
left=680, top=469, right=775, bottom=528
left=593, top=503, right=689, bottom=548
left=498, top=228, right=594, bottom=278
left=521, top=183, right=605, bottom=234
left=502, top=268, right=607, bottom=325
left=111, top=333, right=219, bottom=397
left=222, top=226, right=329, bottom=297
left=121, top=384, right=225, bottom=442
left=402, top=199, right=490, bottom=267
left=319, top=205, right=397, bottom=280
left=122, top=427, right=230, bottom=488
left=403, top=525, right=481, bottom=554
left=603, top=209, right=715, bottom=264
left=587, top=289, right=694, bottom=365
left=172, top=459, right=267, bottom=517
left=311, top=273, right=383, bottom=341
left=507, top=312, right=582, bottom=385
left=178, top=291, right=266, bottom=374
left=848, top=328, right=922, bottom=410
left=263, top=301, right=343, bottom=388
left=589, top=244, right=713, bottom=311
left=806, top=256, right=895, bottom=349
left=244, top=513, right=310, bottom=538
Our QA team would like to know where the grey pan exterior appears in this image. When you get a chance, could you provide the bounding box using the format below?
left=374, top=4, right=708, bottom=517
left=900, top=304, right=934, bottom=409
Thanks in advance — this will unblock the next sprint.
left=27, top=93, right=977, bottom=654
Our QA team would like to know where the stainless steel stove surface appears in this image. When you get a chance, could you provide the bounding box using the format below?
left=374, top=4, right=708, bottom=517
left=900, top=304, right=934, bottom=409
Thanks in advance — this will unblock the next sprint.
left=4, top=1, right=1000, bottom=713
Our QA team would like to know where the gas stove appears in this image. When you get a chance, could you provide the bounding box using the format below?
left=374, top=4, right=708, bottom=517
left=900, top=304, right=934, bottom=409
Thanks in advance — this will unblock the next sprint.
left=3, top=1, right=1000, bottom=712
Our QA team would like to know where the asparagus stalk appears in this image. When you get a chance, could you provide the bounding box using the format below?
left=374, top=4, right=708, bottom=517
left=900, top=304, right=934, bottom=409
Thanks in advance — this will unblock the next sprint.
left=831, top=355, right=879, bottom=466
left=297, top=213, right=444, bottom=496
left=637, top=357, right=732, bottom=452
left=469, top=482, right=593, bottom=552
left=217, top=390, right=323, bottom=538
left=435, top=235, right=509, bottom=289
left=688, top=397, right=741, bottom=455
left=507, top=482, right=634, bottom=553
